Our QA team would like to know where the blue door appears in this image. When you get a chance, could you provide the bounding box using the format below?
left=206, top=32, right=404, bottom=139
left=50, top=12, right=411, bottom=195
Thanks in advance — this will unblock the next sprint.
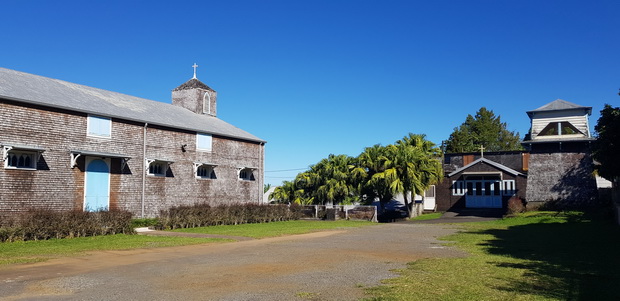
left=85, top=159, right=110, bottom=211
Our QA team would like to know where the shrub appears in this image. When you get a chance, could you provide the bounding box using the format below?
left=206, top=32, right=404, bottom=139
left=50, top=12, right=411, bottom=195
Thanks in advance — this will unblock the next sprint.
left=131, top=218, right=159, bottom=228
left=156, top=203, right=302, bottom=230
left=0, top=208, right=134, bottom=242
left=507, top=196, right=526, bottom=215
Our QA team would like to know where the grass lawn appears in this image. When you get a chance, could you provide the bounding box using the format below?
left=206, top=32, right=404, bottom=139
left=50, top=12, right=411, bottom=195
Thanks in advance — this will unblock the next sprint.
left=366, top=211, right=620, bottom=300
left=409, top=212, right=443, bottom=221
left=172, top=220, right=377, bottom=238
left=0, top=234, right=230, bottom=266
left=0, top=220, right=375, bottom=266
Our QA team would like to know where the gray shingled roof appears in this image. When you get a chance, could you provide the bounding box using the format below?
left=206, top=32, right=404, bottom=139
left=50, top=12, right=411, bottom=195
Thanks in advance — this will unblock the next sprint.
left=527, top=99, right=592, bottom=117
left=0, top=68, right=265, bottom=143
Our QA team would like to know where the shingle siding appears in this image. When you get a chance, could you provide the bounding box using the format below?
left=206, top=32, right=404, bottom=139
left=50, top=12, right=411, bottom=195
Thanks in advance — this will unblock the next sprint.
left=1, top=91, right=263, bottom=219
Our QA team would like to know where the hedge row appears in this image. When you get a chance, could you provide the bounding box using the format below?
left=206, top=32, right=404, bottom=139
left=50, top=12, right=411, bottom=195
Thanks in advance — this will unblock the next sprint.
left=156, top=203, right=302, bottom=230
left=0, top=209, right=134, bottom=242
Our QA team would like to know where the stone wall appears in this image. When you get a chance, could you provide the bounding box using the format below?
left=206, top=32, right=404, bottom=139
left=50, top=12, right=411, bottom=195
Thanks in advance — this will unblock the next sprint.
left=0, top=99, right=263, bottom=219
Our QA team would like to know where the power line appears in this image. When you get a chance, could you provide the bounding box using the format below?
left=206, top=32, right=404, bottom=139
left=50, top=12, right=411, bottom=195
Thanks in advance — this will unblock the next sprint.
left=265, top=168, right=307, bottom=173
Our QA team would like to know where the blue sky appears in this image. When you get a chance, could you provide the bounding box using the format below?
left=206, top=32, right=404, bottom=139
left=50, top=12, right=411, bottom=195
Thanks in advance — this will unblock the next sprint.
left=1, top=0, right=618, bottom=185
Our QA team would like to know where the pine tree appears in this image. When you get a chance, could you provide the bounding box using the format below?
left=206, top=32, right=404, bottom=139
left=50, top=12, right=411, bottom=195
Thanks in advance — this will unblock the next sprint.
left=443, top=107, right=522, bottom=153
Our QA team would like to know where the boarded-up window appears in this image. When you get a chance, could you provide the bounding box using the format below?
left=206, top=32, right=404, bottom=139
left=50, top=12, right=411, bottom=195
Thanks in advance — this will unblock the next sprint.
left=196, top=133, right=212, bottom=152
left=463, top=155, right=474, bottom=166
left=87, top=115, right=111, bottom=137
left=522, top=153, right=530, bottom=171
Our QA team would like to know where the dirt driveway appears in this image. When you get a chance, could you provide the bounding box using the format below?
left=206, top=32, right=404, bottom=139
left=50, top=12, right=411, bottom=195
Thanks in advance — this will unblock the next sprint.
left=0, top=223, right=464, bottom=301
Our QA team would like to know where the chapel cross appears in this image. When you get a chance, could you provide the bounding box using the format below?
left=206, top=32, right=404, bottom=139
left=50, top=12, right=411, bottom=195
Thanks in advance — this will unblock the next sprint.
left=192, top=63, right=198, bottom=79
left=479, top=145, right=485, bottom=158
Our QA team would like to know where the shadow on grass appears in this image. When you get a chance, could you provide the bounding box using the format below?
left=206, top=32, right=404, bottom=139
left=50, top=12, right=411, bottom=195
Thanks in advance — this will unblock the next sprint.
left=477, top=211, right=620, bottom=300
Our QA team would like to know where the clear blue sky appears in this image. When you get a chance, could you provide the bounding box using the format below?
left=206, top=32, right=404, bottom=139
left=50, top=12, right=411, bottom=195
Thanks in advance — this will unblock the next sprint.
left=2, top=0, right=618, bottom=185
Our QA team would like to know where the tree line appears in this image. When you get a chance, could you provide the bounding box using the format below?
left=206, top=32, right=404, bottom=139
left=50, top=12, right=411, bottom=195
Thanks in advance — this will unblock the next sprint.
left=270, top=133, right=443, bottom=218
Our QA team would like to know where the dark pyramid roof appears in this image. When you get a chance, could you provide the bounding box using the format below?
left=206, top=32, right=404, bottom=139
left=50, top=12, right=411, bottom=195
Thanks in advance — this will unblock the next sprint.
left=173, top=78, right=214, bottom=91
left=527, top=99, right=592, bottom=117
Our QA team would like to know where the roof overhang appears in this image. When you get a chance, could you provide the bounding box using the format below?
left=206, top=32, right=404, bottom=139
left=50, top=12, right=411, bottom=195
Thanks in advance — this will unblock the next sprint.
left=70, top=150, right=131, bottom=169
left=448, top=157, right=523, bottom=177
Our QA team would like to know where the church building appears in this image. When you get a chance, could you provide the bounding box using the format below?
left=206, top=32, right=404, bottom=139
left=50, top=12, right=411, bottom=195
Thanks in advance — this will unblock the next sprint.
left=0, top=67, right=265, bottom=218
left=434, top=99, right=600, bottom=212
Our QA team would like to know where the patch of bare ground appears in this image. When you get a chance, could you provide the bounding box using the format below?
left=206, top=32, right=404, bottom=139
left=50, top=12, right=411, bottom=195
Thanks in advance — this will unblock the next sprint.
left=0, top=223, right=464, bottom=301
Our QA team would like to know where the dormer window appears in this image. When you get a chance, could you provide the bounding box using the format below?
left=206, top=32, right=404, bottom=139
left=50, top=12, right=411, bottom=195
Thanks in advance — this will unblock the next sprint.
left=539, top=122, right=582, bottom=136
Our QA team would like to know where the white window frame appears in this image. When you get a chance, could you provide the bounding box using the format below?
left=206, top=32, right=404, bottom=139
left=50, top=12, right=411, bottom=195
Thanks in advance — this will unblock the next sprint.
left=87, top=115, right=111, bottom=138
left=5, top=150, right=37, bottom=170
left=203, top=91, right=212, bottom=115
left=196, top=133, right=212, bottom=152
left=146, top=159, right=173, bottom=177
left=3, top=145, right=44, bottom=170
left=452, top=180, right=465, bottom=196
left=194, top=162, right=217, bottom=179
left=502, top=180, right=516, bottom=196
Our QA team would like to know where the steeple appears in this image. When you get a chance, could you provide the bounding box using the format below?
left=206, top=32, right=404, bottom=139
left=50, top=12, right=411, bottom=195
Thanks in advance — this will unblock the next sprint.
left=172, top=64, right=217, bottom=116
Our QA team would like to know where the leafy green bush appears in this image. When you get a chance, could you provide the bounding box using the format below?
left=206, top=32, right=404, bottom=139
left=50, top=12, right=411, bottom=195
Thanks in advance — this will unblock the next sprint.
left=156, top=203, right=302, bottom=230
left=0, top=209, right=134, bottom=242
left=131, top=218, right=159, bottom=228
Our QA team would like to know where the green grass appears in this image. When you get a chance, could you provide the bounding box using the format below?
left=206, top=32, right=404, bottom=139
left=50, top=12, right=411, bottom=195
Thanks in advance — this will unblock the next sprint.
left=366, top=210, right=620, bottom=300
left=172, top=220, right=376, bottom=238
left=409, top=212, right=443, bottom=221
left=0, top=234, right=229, bottom=266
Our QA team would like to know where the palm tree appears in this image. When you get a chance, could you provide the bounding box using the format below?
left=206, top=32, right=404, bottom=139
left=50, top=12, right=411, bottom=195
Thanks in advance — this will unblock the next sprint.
left=393, top=134, right=443, bottom=217
left=354, top=145, right=394, bottom=210
left=294, top=154, right=356, bottom=205
left=270, top=180, right=314, bottom=205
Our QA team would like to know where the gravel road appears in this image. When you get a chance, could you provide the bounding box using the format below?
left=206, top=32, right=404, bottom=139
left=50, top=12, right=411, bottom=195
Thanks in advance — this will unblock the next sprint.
left=0, top=223, right=465, bottom=301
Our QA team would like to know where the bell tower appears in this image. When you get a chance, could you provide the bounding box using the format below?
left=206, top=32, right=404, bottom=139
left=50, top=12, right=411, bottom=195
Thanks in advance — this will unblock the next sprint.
left=172, top=63, right=217, bottom=116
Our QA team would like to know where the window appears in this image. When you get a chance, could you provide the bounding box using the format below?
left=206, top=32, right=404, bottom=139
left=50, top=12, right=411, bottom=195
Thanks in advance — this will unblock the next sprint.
left=502, top=180, right=516, bottom=196
left=452, top=181, right=465, bottom=195
left=203, top=92, right=212, bottom=115
left=87, top=115, right=111, bottom=138
left=3, top=145, right=44, bottom=170
left=539, top=122, right=582, bottom=136
left=6, top=151, right=36, bottom=169
left=146, top=159, right=173, bottom=177
left=239, top=168, right=256, bottom=181
left=196, top=133, right=212, bottom=152
left=195, top=163, right=217, bottom=179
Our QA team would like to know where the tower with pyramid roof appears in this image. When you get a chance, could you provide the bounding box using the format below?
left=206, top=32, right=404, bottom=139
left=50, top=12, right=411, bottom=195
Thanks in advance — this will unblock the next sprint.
left=523, top=99, right=598, bottom=208
left=172, top=64, right=217, bottom=116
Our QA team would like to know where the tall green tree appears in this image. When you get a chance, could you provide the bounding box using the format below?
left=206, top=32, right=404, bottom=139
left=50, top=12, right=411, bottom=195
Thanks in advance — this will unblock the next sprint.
left=593, top=104, right=620, bottom=181
left=269, top=180, right=312, bottom=205
left=352, top=144, right=393, bottom=206
left=295, top=154, right=356, bottom=205
left=443, top=107, right=522, bottom=153
left=354, top=134, right=443, bottom=217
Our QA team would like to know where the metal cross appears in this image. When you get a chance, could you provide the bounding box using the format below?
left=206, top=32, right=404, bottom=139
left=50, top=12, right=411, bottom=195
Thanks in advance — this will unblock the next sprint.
left=192, top=63, right=198, bottom=79
left=479, top=145, right=485, bottom=158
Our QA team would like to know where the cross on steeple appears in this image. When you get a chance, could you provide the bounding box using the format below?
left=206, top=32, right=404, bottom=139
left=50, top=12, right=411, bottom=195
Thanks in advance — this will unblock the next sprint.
left=192, top=63, right=198, bottom=79
left=479, top=145, right=485, bottom=158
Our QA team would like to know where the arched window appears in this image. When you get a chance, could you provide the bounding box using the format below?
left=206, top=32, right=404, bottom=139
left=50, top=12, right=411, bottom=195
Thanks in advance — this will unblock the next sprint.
left=203, top=92, right=211, bottom=114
